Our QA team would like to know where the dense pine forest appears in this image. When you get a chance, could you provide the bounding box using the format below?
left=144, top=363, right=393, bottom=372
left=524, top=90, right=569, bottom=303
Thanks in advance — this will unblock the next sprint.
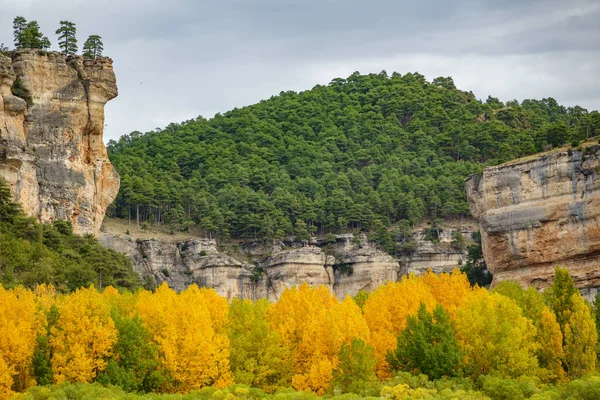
left=108, top=72, right=600, bottom=240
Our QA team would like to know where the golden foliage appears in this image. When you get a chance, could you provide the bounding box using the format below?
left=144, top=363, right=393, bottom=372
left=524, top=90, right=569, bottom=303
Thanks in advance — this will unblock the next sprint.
left=537, top=307, right=565, bottom=381
left=422, top=269, right=471, bottom=318
left=562, top=294, right=597, bottom=378
left=363, top=275, right=437, bottom=376
left=50, top=286, right=117, bottom=384
left=268, top=284, right=370, bottom=394
left=0, top=286, right=38, bottom=395
left=136, top=283, right=233, bottom=393
left=455, top=289, right=539, bottom=378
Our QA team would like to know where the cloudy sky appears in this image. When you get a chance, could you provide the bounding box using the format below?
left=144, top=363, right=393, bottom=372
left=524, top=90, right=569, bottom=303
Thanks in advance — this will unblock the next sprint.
left=1, top=0, right=599, bottom=142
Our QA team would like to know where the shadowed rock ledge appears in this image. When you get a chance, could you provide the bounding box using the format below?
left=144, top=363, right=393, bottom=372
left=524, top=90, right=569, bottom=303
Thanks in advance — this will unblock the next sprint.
left=0, top=49, right=119, bottom=235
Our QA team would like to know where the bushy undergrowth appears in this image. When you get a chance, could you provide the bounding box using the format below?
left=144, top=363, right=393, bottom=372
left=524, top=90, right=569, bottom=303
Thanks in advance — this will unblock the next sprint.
left=14, top=375, right=600, bottom=400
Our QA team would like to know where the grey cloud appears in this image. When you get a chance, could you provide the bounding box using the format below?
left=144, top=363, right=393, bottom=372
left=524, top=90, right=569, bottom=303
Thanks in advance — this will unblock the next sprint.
left=0, top=0, right=598, bottom=141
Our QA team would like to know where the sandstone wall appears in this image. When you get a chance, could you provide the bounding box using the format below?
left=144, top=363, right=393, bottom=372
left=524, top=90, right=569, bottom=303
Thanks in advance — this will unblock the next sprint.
left=466, top=145, right=600, bottom=292
left=0, top=50, right=119, bottom=235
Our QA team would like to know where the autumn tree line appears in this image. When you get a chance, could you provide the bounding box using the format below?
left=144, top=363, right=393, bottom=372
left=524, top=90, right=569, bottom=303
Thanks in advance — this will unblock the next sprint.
left=3, top=268, right=600, bottom=399
left=107, top=72, right=600, bottom=247
left=1, top=16, right=104, bottom=59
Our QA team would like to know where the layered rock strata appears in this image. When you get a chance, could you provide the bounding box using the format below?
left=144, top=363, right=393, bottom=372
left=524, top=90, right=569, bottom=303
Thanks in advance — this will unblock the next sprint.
left=466, top=145, right=600, bottom=293
left=100, top=232, right=401, bottom=301
left=0, top=50, right=119, bottom=235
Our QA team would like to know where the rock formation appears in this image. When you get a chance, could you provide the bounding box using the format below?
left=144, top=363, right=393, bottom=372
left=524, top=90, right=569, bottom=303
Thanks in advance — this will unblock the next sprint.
left=100, top=232, right=399, bottom=300
left=100, top=228, right=470, bottom=301
left=0, top=50, right=119, bottom=235
left=466, top=145, right=600, bottom=298
left=399, top=227, right=473, bottom=276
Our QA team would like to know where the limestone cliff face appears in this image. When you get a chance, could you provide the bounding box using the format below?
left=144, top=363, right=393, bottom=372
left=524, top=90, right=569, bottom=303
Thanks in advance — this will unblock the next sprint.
left=98, top=235, right=257, bottom=300
left=99, top=232, right=401, bottom=301
left=399, top=227, right=473, bottom=276
left=466, top=145, right=600, bottom=296
left=0, top=50, right=119, bottom=235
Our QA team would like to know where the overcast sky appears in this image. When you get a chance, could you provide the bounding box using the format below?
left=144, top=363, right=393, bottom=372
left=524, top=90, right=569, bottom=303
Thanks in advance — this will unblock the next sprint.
left=1, top=0, right=599, bottom=142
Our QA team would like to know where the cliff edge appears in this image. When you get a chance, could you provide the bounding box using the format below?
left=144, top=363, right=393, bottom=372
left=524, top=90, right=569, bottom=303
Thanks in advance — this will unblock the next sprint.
left=0, top=49, right=119, bottom=235
left=466, top=144, right=600, bottom=298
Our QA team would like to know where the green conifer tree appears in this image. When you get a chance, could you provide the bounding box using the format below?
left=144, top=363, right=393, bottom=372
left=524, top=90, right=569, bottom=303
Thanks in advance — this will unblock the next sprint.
left=12, top=16, right=27, bottom=48
left=15, top=20, right=50, bottom=50
left=82, top=35, right=103, bottom=59
left=55, top=21, right=78, bottom=55
left=387, top=303, right=461, bottom=379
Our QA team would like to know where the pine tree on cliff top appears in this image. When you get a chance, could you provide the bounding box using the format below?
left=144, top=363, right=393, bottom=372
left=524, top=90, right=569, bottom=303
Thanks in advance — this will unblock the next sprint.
left=13, top=16, right=27, bottom=48
left=82, top=35, right=103, bottom=59
left=13, top=17, right=50, bottom=50
left=56, top=21, right=77, bottom=55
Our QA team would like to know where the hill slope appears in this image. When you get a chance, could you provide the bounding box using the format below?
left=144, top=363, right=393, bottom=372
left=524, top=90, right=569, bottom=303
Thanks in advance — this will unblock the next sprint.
left=107, top=72, right=600, bottom=242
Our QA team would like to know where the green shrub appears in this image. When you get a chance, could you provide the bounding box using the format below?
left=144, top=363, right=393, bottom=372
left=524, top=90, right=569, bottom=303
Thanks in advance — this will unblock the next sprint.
left=11, top=78, right=33, bottom=107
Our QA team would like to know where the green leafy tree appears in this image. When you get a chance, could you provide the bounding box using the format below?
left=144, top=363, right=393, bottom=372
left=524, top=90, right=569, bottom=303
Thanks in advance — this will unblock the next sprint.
left=387, top=303, right=461, bottom=379
left=55, top=21, right=78, bottom=55
left=97, top=312, right=164, bottom=393
left=0, top=178, right=139, bottom=292
left=105, top=72, right=595, bottom=244
left=294, top=219, right=310, bottom=242
left=546, top=267, right=577, bottom=331
left=333, top=338, right=378, bottom=395
left=82, top=35, right=103, bottom=59
left=227, top=299, right=292, bottom=392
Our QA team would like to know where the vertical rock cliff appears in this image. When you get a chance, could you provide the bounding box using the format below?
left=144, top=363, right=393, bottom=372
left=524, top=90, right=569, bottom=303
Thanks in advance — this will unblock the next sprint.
left=466, top=145, right=600, bottom=297
left=0, top=50, right=119, bottom=235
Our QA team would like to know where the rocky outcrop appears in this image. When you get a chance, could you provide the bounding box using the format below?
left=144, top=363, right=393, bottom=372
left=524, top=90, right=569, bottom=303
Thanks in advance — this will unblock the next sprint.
left=466, top=145, right=600, bottom=294
left=0, top=50, right=119, bottom=235
left=98, top=234, right=257, bottom=300
left=399, top=227, right=473, bottom=275
left=100, top=232, right=402, bottom=300
left=331, top=234, right=398, bottom=299
left=259, top=246, right=334, bottom=301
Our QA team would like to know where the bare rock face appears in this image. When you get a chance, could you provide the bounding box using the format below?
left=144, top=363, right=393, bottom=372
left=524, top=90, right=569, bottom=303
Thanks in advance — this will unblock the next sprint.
left=100, top=232, right=402, bottom=300
left=98, top=234, right=258, bottom=300
left=259, top=246, right=333, bottom=301
left=399, top=227, right=473, bottom=275
left=466, top=146, right=600, bottom=293
left=331, top=234, right=398, bottom=299
left=0, top=50, right=119, bottom=235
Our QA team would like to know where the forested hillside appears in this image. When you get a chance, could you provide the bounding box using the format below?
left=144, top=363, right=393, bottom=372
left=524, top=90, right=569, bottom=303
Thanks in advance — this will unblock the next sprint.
left=0, top=178, right=139, bottom=291
left=107, top=72, right=600, bottom=240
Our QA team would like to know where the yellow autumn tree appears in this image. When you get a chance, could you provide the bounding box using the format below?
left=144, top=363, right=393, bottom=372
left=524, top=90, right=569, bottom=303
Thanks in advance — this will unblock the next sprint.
left=0, top=286, right=39, bottom=396
left=136, top=283, right=232, bottom=393
left=423, top=269, right=472, bottom=318
left=562, top=294, right=597, bottom=378
left=493, top=282, right=564, bottom=381
left=538, top=307, right=565, bottom=381
left=268, top=284, right=370, bottom=394
left=363, top=275, right=436, bottom=376
left=50, top=286, right=117, bottom=384
left=455, top=288, right=539, bottom=378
